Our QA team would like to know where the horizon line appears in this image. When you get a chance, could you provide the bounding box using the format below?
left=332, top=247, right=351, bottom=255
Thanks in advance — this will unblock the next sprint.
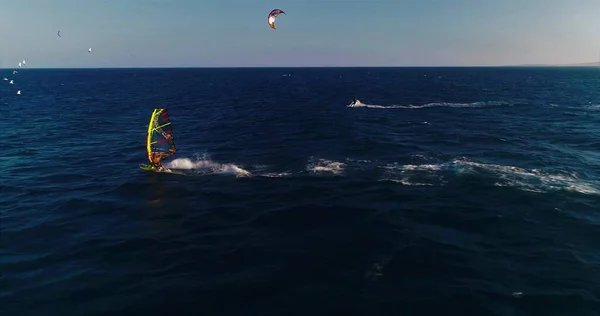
left=1, top=63, right=599, bottom=70
left=0, top=62, right=600, bottom=70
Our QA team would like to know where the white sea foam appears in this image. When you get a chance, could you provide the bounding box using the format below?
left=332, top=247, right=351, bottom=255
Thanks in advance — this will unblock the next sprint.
left=381, top=162, right=448, bottom=186
left=166, top=155, right=250, bottom=177
left=260, top=172, right=293, bottom=178
left=381, top=157, right=600, bottom=195
left=453, top=158, right=599, bottom=195
left=306, top=158, right=346, bottom=175
left=165, top=153, right=599, bottom=195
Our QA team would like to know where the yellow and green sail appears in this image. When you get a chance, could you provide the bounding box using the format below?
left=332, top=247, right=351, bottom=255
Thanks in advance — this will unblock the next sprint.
left=146, top=108, right=176, bottom=163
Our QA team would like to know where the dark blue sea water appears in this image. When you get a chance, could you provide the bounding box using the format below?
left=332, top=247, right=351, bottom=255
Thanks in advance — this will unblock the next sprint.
left=2, top=67, right=600, bottom=315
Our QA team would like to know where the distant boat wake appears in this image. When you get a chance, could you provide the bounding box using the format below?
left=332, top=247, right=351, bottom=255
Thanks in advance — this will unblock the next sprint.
left=347, top=100, right=513, bottom=109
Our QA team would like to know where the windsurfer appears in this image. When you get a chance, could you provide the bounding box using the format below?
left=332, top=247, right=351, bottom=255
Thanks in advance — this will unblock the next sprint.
left=143, top=107, right=176, bottom=173
left=149, top=152, right=166, bottom=171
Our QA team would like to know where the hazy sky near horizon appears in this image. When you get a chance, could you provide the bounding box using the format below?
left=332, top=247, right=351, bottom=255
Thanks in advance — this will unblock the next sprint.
left=1, top=0, right=599, bottom=67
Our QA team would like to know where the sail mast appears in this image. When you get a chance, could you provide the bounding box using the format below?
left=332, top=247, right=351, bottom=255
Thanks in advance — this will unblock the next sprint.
left=146, top=108, right=176, bottom=163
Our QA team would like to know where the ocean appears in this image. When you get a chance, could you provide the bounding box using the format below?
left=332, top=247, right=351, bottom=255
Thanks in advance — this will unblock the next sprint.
left=1, top=67, right=600, bottom=315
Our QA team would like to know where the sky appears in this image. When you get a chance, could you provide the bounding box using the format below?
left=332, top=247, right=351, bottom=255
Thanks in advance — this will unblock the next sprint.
left=1, top=0, right=599, bottom=67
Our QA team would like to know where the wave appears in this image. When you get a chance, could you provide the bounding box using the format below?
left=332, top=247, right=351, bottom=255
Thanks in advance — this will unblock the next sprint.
left=163, top=153, right=598, bottom=196
left=381, top=157, right=600, bottom=195
left=454, top=158, right=599, bottom=195
left=249, top=164, right=292, bottom=178
left=580, top=104, right=600, bottom=111
left=381, top=161, right=448, bottom=186
left=306, top=158, right=346, bottom=175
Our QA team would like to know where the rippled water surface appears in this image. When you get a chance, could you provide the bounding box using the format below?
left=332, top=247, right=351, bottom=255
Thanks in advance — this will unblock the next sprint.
left=2, top=67, right=600, bottom=315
